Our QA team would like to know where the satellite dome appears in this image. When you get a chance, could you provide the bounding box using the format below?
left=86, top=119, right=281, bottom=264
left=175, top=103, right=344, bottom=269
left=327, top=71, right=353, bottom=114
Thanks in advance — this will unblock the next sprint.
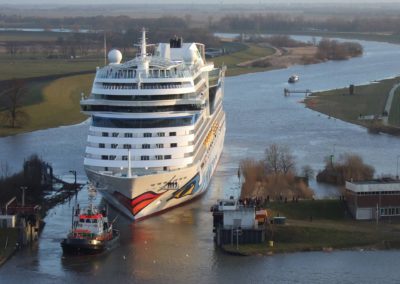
left=108, top=49, right=122, bottom=64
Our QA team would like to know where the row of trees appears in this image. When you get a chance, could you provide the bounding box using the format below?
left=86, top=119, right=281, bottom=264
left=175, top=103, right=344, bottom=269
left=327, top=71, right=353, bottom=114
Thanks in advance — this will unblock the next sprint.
left=0, top=155, right=49, bottom=206
left=317, top=154, right=374, bottom=185
left=214, top=13, right=400, bottom=34
left=4, top=26, right=219, bottom=58
left=316, top=39, right=363, bottom=61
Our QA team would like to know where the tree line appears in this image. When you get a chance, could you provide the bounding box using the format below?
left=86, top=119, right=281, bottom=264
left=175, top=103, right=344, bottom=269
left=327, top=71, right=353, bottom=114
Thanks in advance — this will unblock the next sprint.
left=213, top=13, right=400, bottom=34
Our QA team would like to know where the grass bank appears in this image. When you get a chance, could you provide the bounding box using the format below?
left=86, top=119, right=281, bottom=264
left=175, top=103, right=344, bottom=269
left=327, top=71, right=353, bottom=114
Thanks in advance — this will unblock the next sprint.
left=212, top=44, right=276, bottom=76
left=0, top=73, right=92, bottom=136
left=223, top=199, right=400, bottom=256
left=305, top=77, right=400, bottom=130
left=0, top=228, right=18, bottom=266
left=0, top=54, right=102, bottom=80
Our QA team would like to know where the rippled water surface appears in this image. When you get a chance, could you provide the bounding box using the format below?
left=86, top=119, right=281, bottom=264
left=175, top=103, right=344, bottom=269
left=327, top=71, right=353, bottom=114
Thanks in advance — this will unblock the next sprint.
left=1, top=38, right=400, bottom=283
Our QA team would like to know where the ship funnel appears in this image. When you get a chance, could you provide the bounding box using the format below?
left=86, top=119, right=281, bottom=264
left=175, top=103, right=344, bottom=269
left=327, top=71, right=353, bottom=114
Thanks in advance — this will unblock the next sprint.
left=159, top=43, right=170, bottom=60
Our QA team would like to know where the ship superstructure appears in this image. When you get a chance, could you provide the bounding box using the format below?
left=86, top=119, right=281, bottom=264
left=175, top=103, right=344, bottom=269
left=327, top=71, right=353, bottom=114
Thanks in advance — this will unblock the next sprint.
left=80, top=29, right=226, bottom=220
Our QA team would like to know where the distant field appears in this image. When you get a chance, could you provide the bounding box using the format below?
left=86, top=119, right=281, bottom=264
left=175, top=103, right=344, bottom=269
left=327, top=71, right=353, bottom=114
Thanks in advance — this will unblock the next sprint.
left=0, top=31, right=62, bottom=42
left=0, top=55, right=102, bottom=80
left=0, top=73, right=92, bottom=136
left=211, top=44, right=276, bottom=76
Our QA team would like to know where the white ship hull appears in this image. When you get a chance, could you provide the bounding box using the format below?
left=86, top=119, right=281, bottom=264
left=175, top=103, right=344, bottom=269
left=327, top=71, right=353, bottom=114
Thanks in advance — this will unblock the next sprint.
left=81, top=30, right=226, bottom=221
left=86, top=119, right=225, bottom=221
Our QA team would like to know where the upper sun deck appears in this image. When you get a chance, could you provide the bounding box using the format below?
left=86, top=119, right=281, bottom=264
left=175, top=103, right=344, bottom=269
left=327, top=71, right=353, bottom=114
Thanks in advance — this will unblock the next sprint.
left=95, top=58, right=202, bottom=82
left=94, top=30, right=212, bottom=83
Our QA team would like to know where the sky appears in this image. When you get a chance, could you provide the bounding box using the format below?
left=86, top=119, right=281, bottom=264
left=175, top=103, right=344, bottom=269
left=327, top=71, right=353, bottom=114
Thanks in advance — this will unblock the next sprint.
left=1, top=0, right=400, bottom=4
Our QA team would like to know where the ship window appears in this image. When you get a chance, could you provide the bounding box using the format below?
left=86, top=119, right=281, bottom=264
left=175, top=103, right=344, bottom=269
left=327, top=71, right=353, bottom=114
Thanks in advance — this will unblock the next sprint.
left=156, top=155, right=163, bottom=160
left=85, top=219, right=91, bottom=223
left=164, top=155, right=172, bottom=159
left=111, top=144, right=118, bottom=149
left=156, top=144, right=164, bottom=148
left=144, top=133, right=152, bottom=137
left=110, top=155, right=116, bottom=160
left=112, top=132, right=119, bottom=137
left=93, top=115, right=199, bottom=129
left=124, top=133, right=133, bottom=138
left=141, top=156, right=149, bottom=160
left=99, top=143, right=105, bottom=148
left=157, top=132, right=165, bottom=137
left=79, top=219, right=84, bottom=222
left=101, top=155, right=109, bottom=160
left=169, top=132, right=176, bottom=136
left=123, top=144, right=131, bottom=149
left=102, top=132, right=109, bottom=137
left=171, top=143, right=177, bottom=148
left=93, top=219, right=98, bottom=223
left=142, top=144, right=150, bottom=149
left=122, top=156, right=128, bottom=160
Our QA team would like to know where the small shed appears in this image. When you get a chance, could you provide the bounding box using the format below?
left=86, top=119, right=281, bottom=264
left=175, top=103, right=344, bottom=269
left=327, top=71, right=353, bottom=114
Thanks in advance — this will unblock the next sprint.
left=0, top=215, right=17, bottom=228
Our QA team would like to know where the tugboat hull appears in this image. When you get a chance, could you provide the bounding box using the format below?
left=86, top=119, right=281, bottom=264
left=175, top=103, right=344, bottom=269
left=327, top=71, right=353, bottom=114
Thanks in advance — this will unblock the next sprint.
left=61, top=238, right=105, bottom=255
left=61, top=230, right=120, bottom=255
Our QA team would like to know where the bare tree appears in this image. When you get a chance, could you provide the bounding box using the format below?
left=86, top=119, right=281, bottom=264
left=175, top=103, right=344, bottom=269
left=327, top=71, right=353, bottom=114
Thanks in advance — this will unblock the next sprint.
left=279, top=145, right=295, bottom=174
left=301, top=165, right=315, bottom=180
left=264, top=144, right=295, bottom=174
left=265, top=144, right=280, bottom=174
left=0, top=161, right=10, bottom=180
left=1, top=79, right=29, bottom=128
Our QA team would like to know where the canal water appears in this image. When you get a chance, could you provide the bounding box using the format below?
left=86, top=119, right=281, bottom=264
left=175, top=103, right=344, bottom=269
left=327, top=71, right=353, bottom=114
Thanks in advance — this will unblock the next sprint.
left=1, top=38, right=400, bottom=283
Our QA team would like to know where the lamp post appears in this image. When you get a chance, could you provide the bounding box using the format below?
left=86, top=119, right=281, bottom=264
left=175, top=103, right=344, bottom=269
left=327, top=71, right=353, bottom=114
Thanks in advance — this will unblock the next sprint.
left=20, top=186, right=27, bottom=207
left=397, top=155, right=400, bottom=180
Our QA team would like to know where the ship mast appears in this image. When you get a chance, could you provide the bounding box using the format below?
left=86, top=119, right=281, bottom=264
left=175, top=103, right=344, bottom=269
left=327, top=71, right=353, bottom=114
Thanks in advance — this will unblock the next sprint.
left=141, top=28, right=146, bottom=59
left=137, top=28, right=149, bottom=76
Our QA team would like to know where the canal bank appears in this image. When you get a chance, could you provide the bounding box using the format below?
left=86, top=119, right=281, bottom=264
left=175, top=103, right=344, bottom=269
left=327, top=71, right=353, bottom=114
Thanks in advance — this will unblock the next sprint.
left=220, top=199, right=400, bottom=256
left=2, top=38, right=400, bottom=283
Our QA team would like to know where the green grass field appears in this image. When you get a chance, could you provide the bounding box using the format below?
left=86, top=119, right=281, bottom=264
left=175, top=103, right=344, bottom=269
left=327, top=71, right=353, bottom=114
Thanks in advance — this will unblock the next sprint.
left=223, top=199, right=400, bottom=255
left=307, top=77, right=400, bottom=127
left=388, top=88, right=400, bottom=126
left=0, top=55, right=102, bottom=80
left=0, top=31, right=63, bottom=42
left=212, top=44, right=276, bottom=76
left=267, top=199, right=347, bottom=220
left=0, top=73, right=92, bottom=136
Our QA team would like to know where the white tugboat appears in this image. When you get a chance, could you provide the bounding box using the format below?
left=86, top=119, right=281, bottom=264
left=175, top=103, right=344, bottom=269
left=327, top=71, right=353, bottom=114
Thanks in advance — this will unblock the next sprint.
left=61, top=191, right=119, bottom=255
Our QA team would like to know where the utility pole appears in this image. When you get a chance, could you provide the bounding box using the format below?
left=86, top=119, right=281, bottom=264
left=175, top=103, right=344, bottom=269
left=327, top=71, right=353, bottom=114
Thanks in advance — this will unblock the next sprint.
left=20, top=186, right=27, bottom=207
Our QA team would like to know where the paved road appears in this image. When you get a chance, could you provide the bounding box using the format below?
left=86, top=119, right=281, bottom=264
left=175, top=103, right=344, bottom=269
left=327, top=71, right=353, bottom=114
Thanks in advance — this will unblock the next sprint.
left=382, top=82, right=400, bottom=125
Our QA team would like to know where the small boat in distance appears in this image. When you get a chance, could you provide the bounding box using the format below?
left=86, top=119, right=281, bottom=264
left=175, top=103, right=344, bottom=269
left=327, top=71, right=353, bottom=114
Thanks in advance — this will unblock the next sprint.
left=288, top=74, right=299, bottom=83
left=61, top=203, right=119, bottom=255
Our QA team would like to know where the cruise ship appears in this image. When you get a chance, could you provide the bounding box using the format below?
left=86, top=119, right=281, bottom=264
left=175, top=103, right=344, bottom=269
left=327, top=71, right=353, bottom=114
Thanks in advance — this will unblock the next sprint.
left=80, top=30, right=226, bottom=221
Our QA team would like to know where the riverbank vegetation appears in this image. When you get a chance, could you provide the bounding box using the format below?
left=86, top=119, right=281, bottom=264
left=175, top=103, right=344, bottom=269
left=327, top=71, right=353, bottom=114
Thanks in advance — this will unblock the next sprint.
left=316, top=154, right=375, bottom=186
left=240, top=144, right=314, bottom=200
left=240, top=36, right=363, bottom=70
